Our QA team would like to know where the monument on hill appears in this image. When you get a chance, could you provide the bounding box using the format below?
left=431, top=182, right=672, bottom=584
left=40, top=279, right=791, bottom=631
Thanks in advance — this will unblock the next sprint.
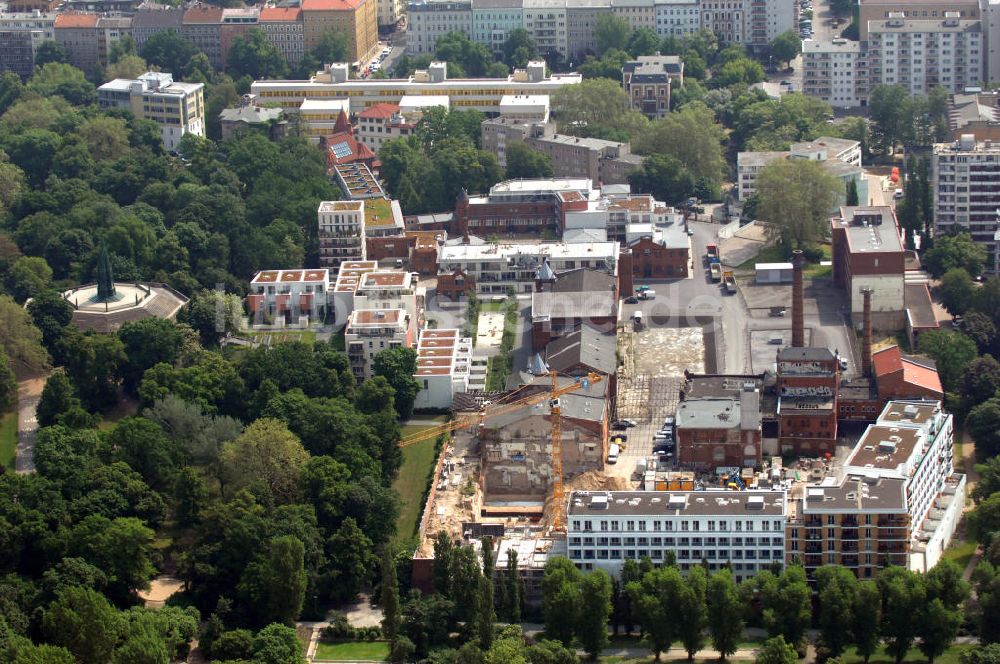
left=95, top=245, right=118, bottom=302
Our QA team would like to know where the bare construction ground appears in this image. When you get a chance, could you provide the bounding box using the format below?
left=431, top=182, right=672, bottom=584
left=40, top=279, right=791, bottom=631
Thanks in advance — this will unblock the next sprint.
left=621, top=326, right=706, bottom=378
left=416, top=427, right=482, bottom=556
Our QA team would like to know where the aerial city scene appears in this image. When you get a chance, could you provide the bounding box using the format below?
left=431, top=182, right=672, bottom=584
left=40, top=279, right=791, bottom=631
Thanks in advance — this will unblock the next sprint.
left=3, top=0, right=1000, bottom=661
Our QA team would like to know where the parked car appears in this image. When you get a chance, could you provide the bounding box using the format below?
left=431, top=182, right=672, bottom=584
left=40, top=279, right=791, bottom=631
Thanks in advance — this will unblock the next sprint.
left=612, top=418, right=637, bottom=429
left=624, top=296, right=639, bottom=304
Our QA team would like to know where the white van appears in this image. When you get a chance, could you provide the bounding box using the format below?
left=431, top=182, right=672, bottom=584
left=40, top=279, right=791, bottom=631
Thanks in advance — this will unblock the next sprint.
left=607, top=443, right=620, bottom=464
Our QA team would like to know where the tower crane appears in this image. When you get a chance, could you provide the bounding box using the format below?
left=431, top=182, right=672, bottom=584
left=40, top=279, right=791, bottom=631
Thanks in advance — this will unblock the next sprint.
left=398, top=370, right=604, bottom=531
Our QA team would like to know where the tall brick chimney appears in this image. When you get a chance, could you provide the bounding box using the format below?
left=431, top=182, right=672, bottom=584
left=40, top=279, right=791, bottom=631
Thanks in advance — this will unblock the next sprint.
left=791, top=249, right=804, bottom=348
left=862, top=287, right=873, bottom=377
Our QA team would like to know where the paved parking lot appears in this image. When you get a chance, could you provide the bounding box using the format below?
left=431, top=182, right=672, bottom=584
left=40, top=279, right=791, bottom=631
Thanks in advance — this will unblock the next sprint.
left=609, top=375, right=682, bottom=482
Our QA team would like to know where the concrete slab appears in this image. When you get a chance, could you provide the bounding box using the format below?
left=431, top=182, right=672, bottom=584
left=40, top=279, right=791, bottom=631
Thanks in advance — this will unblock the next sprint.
left=633, top=327, right=705, bottom=376
left=749, top=328, right=813, bottom=373
left=475, top=312, right=505, bottom=348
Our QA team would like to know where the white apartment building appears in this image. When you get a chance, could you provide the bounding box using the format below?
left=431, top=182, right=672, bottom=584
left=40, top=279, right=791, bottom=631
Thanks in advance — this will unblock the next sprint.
left=332, top=260, right=378, bottom=325
left=438, top=241, right=618, bottom=295
left=97, top=72, right=205, bottom=151
left=318, top=200, right=367, bottom=271
left=247, top=269, right=331, bottom=325
left=353, top=270, right=421, bottom=329
left=736, top=136, right=863, bottom=201
left=868, top=14, right=984, bottom=95
left=524, top=0, right=568, bottom=57
left=567, top=490, right=787, bottom=580
left=563, top=191, right=684, bottom=241
left=345, top=308, right=414, bottom=381
left=472, top=0, right=525, bottom=54
left=932, top=135, right=1000, bottom=275
left=355, top=103, right=418, bottom=152
left=499, top=94, right=550, bottom=122
left=802, top=38, right=867, bottom=108
left=786, top=400, right=964, bottom=576
left=414, top=328, right=473, bottom=410
left=406, top=0, right=472, bottom=54
left=252, top=60, right=580, bottom=114
left=655, top=0, right=700, bottom=37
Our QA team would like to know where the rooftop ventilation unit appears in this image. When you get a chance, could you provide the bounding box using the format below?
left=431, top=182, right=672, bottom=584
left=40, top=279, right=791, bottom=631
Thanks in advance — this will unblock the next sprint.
left=746, top=495, right=765, bottom=510
left=878, top=440, right=897, bottom=454
left=668, top=495, right=687, bottom=510
left=589, top=494, right=608, bottom=509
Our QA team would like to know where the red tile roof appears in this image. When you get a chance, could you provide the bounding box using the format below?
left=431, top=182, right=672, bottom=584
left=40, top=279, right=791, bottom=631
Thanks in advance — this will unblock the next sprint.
left=183, top=6, right=224, bottom=23
left=359, top=103, right=400, bottom=119
left=872, top=346, right=903, bottom=377
left=302, top=0, right=365, bottom=10
left=872, top=346, right=944, bottom=396
left=54, top=12, right=99, bottom=28
left=259, top=7, right=302, bottom=21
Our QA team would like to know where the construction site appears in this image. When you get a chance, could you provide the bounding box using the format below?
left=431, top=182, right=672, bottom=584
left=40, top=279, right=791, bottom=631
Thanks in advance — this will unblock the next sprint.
left=406, top=213, right=962, bottom=592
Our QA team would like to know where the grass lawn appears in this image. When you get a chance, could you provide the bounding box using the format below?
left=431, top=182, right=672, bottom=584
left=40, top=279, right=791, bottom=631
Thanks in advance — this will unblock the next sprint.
left=314, top=640, right=388, bottom=661
left=735, top=243, right=831, bottom=277
left=392, top=418, right=448, bottom=542
left=840, top=644, right=974, bottom=664
left=480, top=301, right=508, bottom=312
left=942, top=536, right=978, bottom=571
left=0, top=411, right=16, bottom=472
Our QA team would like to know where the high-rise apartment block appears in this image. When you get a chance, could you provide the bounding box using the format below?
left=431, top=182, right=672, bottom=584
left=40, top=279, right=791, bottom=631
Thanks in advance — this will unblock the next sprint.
left=405, top=0, right=796, bottom=59
left=302, top=0, right=379, bottom=65
left=802, top=38, right=868, bottom=108
left=318, top=200, right=368, bottom=270
left=0, top=11, right=56, bottom=78
left=97, top=72, right=205, bottom=151
left=803, top=0, right=1000, bottom=108
left=786, top=400, right=964, bottom=577
left=932, top=134, right=1000, bottom=275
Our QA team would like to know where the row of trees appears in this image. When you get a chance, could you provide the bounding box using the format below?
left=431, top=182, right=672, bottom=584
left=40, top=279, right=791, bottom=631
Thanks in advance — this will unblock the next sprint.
left=541, top=557, right=968, bottom=663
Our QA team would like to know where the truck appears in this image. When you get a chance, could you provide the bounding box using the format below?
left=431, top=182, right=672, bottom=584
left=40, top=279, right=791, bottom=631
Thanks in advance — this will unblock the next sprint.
left=638, top=289, right=656, bottom=300
left=723, top=270, right=737, bottom=293
left=709, top=263, right=722, bottom=281
left=706, top=244, right=719, bottom=260
left=607, top=443, right=620, bottom=464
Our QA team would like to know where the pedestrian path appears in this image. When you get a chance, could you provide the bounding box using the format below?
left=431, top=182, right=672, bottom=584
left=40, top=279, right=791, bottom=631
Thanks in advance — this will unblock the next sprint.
left=15, top=375, right=46, bottom=474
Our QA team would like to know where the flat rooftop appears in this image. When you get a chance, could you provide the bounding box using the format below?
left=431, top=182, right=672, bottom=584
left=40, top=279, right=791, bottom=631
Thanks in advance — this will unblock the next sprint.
left=879, top=400, right=941, bottom=426
left=568, top=491, right=786, bottom=517
left=252, top=269, right=329, bottom=284
left=320, top=200, right=363, bottom=211
left=439, top=241, right=618, bottom=262
left=676, top=398, right=740, bottom=430
left=836, top=206, right=904, bottom=254
left=334, top=261, right=378, bottom=291
left=349, top=308, right=404, bottom=326
left=359, top=271, right=410, bottom=289
left=792, top=136, right=859, bottom=155
left=489, top=178, right=593, bottom=195
left=802, top=475, right=906, bottom=513
left=847, top=424, right=922, bottom=472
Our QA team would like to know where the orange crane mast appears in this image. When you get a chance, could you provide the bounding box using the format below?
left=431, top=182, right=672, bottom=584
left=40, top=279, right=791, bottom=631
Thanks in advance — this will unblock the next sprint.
left=398, top=371, right=604, bottom=531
